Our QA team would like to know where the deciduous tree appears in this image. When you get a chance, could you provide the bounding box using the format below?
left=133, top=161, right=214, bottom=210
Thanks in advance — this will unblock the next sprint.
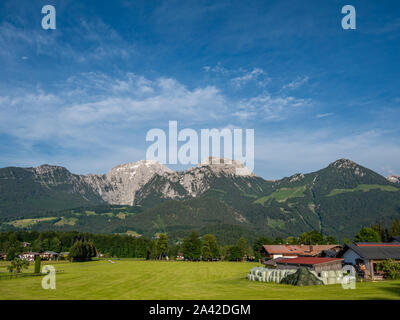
left=354, top=227, right=381, bottom=243
left=201, top=234, right=219, bottom=261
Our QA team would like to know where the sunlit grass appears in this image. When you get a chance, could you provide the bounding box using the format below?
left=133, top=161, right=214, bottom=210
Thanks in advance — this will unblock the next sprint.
left=0, top=260, right=399, bottom=300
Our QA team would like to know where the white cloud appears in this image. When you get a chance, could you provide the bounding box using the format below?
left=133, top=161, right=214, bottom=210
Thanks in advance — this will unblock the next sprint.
left=316, top=112, right=333, bottom=118
left=231, top=68, right=270, bottom=87
left=0, top=73, right=229, bottom=146
left=0, top=71, right=318, bottom=175
left=283, top=76, right=309, bottom=90
left=0, top=18, right=133, bottom=64
left=202, top=63, right=229, bottom=75
left=235, top=93, right=311, bottom=121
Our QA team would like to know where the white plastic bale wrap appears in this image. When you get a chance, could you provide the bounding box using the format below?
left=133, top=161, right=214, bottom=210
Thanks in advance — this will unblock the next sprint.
left=265, top=270, right=270, bottom=281
left=271, top=270, right=276, bottom=281
left=327, top=270, right=336, bottom=285
left=247, top=267, right=299, bottom=283
left=276, top=271, right=282, bottom=283
left=261, top=271, right=266, bottom=282
left=335, top=270, right=343, bottom=284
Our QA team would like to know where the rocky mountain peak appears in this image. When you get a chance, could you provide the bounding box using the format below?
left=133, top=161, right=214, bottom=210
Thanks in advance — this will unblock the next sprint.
left=198, top=156, right=255, bottom=176
left=34, top=164, right=68, bottom=175
left=289, top=173, right=305, bottom=182
left=107, top=160, right=172, bottom=179
left=329, top=159, right=366, bottom=176
left=88, top=160, right=172, bottom=205
left=330, top=158, right=357, bottom=169
left=387, top=175, right=400, bottom=184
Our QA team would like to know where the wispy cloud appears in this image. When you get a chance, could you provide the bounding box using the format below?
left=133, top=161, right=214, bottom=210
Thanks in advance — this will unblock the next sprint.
left=0, top=72, right=229, bottom=146
left=231, top=68, right=270, bottom=87
left=0, top=17, right=134, bottom=64
left=235, top=93, right=311, bottom=121
left=282, top=76, right=309, bottom=90
left=316, top=112, right=333, bottom=118
left=203, top=63, right=229, bottom=75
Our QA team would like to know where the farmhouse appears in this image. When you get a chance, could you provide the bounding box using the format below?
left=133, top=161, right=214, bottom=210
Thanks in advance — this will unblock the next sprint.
left=338, top=243, right=400, bottom=280
left=0, top=252, right=6, bottom=260
left=19, top=252, right=39, bottom=261
left=274, top=257, right=344, bottom=273
left=40, top=251, right=59, bottom=260
left=260, top=244, right=341, bottom=259
left=59, top=252, right=69, bottom=259
left=263, top=257, right=286, bottom=268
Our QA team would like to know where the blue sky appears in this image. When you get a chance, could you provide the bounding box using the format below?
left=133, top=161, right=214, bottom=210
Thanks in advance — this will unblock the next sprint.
left=0, top=0, right=399, bottom=179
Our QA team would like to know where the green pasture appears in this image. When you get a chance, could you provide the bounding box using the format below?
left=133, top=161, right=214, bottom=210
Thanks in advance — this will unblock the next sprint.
left=0, top=260, right=399, bottom=300
left=254, top=186, right=306, bottom=205
left=327, top=184, right=399, bottom=197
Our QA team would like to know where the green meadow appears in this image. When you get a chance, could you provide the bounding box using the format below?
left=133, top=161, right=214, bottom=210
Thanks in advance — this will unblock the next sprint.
left=327, top=184, right=399, bottom=197
left=5, top=217, right=58, bottom=228
left=1, top=260, right=399, bottom=300
left=254, top=186, right=306, bottom=205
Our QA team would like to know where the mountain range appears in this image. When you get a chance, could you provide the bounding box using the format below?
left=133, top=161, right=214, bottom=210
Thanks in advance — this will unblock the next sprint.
left=0, top=158, right=399, bottom=242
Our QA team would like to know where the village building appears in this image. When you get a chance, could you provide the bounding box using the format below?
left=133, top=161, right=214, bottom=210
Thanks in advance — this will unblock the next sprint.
left=58, top=252, right=69, bottom=260
left=19, top=252, right=39, bottom=261
left=260, top=244, right=342, bottom=259
left=39, top=251, right=59, bottom=260
left=176, top=252, right=184, bottom=261
left=263, top=257, right=286, bottom=268
left=338, top=242, right=400, bottom=280
left=274, top=257, right=344, bottom=273
left=0, top=252, right=7, bottom=260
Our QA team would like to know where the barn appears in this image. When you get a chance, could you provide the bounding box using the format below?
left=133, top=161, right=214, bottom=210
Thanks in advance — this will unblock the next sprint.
left=338, top=243, right=400, bottom=280
left=260, top=244, right=341, bottom=259
left=275, top=257, right=344, bottom=273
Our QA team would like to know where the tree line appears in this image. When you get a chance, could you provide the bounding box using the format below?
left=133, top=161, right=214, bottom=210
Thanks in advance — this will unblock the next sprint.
left=1, top=218, right=399, bottom=262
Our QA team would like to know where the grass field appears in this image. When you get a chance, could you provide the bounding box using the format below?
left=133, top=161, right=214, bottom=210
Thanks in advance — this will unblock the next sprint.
left=1, top=260, right=400, bottom=300
left=254, top=186, right=306, bottom=205
left=5, top=217, right=58, bottom=228
left=327, top=184, right=399, bottom=197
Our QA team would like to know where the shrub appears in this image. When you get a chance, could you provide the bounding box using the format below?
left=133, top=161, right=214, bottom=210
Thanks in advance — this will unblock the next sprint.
left=8, top=259, right=29, bottom=274
left=376, top=259, right=400, bottom=279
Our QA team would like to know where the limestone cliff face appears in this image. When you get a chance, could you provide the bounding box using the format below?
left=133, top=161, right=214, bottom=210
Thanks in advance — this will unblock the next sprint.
left=19, top=158, right=254, bottom=206
left=387, top=175, right=400, bottom=184
left=30, top=161, right=173, bottom=206
left=134, top=157, right=257, bottom=203
left=90, top=160, right=173, bottom=205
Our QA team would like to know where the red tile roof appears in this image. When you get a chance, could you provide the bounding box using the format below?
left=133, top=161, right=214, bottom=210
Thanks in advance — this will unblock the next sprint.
left=262, top=245, right=340, bottom=256
left=276, top=257, right=343, bottom=265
